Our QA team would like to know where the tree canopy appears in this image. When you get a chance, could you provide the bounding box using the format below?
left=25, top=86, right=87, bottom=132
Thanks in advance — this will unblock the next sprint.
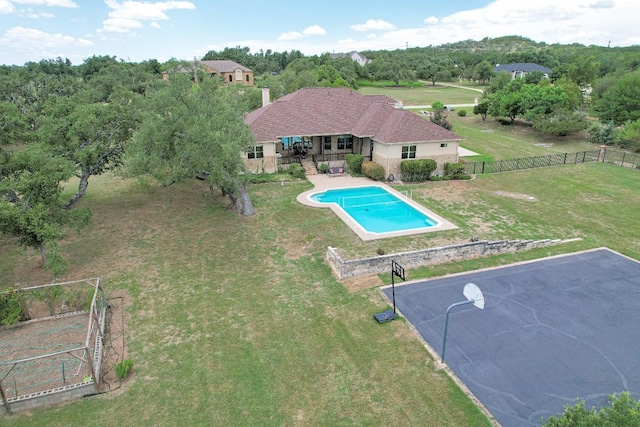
left=542, top=392, right=640, bottom=427
left=124, top=77, right=256, bottom=216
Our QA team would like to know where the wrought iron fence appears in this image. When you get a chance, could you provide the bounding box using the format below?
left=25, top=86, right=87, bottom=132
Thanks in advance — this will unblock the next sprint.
left=601, top=149, right=639, bottom=169
left=462, top=148, right=638, bottom=175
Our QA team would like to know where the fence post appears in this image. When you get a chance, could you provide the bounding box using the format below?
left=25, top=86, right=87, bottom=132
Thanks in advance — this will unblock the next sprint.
left=563, top=152, right=567, bottom=164
left=0, top=379, right=11, bottom=415
left=482, top=162, right=485, bottom=174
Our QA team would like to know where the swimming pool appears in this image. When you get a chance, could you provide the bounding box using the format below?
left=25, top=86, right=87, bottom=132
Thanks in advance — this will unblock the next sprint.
left=309, top=185, right=441, bottom=235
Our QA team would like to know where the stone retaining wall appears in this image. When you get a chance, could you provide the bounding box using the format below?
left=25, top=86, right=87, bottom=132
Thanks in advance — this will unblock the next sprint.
left=326, top=238, right=581, bottom=279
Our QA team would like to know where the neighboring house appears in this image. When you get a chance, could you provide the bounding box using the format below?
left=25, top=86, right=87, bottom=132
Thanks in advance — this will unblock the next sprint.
left=243, top=87, right=462, bottom=179
left=329, top=51, right=371, bottom=67
left=162, top=60, right=254, bottom=85
left=494, top=63, right=552, bottom=79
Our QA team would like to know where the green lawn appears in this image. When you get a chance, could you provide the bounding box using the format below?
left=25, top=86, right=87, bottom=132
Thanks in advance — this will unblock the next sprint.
left=2, top=86, right=639, bottom=426
left=358, top=83, right=482, bottom=106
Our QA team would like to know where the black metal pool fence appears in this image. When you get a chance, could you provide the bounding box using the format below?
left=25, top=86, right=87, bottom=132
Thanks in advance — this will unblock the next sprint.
left=462, top=148, right=638, bottom=175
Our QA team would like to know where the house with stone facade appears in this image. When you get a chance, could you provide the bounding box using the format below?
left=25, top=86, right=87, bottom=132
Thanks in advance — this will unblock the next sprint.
left=243, top=87, right=462, bottom=179
left=162, top=60, right=254, bottom=85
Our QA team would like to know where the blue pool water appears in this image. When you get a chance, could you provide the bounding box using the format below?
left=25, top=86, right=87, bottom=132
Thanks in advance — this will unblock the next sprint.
left=310, top=186, right=438, bottom=234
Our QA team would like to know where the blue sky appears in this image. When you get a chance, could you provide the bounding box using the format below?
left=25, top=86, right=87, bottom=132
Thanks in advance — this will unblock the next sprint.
left=0, top=0, right=637, bottom=66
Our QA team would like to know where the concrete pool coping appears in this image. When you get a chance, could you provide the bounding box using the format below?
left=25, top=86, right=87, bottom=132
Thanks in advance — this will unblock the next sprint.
left=297, top=174, right=458, bottom=241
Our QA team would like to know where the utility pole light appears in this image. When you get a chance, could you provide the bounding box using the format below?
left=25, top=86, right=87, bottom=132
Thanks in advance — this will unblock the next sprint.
left=441, top=283, right=485, bottom=364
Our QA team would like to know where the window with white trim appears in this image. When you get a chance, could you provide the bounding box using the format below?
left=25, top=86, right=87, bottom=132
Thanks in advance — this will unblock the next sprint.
left=440, top=143, right=448, bottom=148
left=247, top=146, right=264, bottom=159
left=401, top=145, right=416, bottom=159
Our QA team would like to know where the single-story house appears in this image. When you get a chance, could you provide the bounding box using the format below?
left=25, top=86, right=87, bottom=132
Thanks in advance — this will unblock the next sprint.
left=243, top=87, right=462, bottom=179
left=162, top=60, right=254, bottom=85
left=494, top=63, right=552, bottom=79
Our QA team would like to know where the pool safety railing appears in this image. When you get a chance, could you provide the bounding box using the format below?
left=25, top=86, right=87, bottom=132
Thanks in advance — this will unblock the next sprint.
left=338, top=193, right=401, bottom=209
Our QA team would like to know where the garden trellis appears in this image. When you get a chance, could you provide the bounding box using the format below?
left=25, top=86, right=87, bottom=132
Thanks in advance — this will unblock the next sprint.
left=0, top=278, right=106, bottom=415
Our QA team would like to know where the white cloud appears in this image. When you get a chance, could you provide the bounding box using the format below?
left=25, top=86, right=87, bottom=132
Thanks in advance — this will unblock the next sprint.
left=350, top=19, right=396, bottom=32
left=424, top=16, right=439, bottom=25
left=20, top=8, right=55, bottom=18
left=203, top=0, right=640, bottom=59
left=0, top=26, right=92, bottom=49
left=329, top=0, right=640, bottom=53
left=278, top=31, right=303, bottom=41
left=102, top=0, right=195, bottom=33
left=279, top=25, right=325, bottom=41
left=102, top=17, right=142, bottom=33
left=584, top=0, right=614, bottom=9
left=302, top=25, right=325, bottom=36
left=11, top=0, right=77, bottom=7
left=0, top=0, right=15, bottom=13
left=150, top=21, right=160, bottom=29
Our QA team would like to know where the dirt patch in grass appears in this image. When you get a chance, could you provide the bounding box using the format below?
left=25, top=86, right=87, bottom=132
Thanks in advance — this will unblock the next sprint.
left=493, top=191, right=537, bottom=201
left=409, top=180, right=471, bottom=204
left=341, top=274, right=384, bottom=292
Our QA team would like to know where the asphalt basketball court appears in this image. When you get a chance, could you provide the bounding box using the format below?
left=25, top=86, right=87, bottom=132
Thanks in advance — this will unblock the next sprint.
left=381, top=248, right=640, bottom=426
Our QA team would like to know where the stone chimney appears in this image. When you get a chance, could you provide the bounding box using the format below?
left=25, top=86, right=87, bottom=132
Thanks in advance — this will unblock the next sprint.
left=261, top=87, right=270, bottom=107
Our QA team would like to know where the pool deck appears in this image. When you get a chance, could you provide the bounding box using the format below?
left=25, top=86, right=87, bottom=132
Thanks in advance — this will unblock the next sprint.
left=297, top=173, right=458, bottom=241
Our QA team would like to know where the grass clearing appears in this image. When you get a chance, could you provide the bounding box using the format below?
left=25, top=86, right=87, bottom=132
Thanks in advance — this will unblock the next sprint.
left=2, top=162, right=638, bottom=426
left=358, top=83, right=481, bottom=106
left=1, top=85, right=638, bottom=426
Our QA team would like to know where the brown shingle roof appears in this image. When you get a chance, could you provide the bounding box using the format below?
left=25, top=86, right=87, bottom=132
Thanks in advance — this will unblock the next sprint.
left=245, top=87, right=462, bottom=144
left=200, top=60, right=252, bottom=73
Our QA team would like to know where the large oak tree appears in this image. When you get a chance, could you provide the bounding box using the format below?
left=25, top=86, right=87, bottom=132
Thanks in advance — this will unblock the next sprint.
left=124, top=77, right=256, bottom=216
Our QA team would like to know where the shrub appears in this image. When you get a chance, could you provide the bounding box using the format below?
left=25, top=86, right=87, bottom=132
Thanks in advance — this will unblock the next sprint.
left=345, top=154, right=364, bottom=174
left=287, top=163, right=306, bottom=179
left=457, top=109, right=467, bottom=117
left=444, top=162, right=470, bottom=180
left=0, top=289, right=25, bottom=326
left=361, top=161, right=385, bottom=181
left=400, top=159, right=437, bottom=181
left=318, top=163, right=329, bottom=174
left=587, top=121, right=619, bottom=146
left=543, top=392, right=640, bottom=426
left=114, top=359, right=134, bottom=380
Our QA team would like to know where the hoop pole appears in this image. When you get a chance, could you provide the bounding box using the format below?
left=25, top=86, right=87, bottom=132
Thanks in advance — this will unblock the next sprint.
left=441, top=300, right=473, bottom=364
left=391, top=269, right=396, bottom=313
